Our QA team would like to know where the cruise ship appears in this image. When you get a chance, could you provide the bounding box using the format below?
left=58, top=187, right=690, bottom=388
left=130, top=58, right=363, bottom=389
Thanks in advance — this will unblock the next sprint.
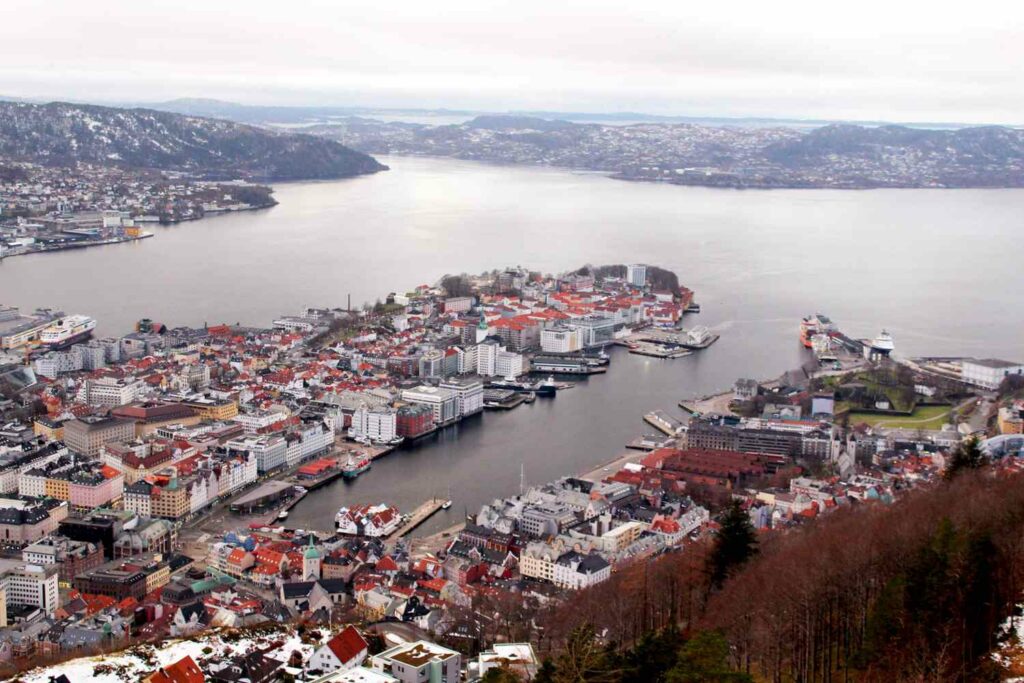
left=865, top=330, right=895, bottom=359
left=38, top=315, right=96, bottom=348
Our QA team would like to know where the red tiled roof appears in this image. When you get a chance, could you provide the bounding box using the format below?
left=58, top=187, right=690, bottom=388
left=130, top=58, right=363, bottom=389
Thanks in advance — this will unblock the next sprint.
left=324, top=625, right=368, bottom=666
left=144, top=655, right=205, bottom=683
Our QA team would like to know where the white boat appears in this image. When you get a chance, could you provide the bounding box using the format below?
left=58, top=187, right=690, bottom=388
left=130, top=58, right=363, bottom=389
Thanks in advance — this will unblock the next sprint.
left=277, top=510, right=289, bottom=520
left=865, top=330, right=895, bottom=358
left=39, top=314, right=96, bottom=347
left=441, top=500, right=453, bottom=510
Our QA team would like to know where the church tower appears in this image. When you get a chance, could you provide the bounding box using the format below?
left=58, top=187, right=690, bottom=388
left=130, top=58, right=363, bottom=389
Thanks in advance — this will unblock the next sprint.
left=302, top=535, right=322, bottom=580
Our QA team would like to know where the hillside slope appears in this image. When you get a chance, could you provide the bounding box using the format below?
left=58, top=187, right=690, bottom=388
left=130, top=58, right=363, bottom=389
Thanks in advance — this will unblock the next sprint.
left=0, top=101, right=386, bottom=180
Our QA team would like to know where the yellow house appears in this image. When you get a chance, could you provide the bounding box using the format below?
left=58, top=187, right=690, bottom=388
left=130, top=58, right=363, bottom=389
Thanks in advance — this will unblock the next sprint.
left=184, top=398, right=238, bottom=421
left=45, top=477, right=70, bottom=501
left=998, top=406, right=1024, bottom=435
left=34, top=417, right=65, bottom=442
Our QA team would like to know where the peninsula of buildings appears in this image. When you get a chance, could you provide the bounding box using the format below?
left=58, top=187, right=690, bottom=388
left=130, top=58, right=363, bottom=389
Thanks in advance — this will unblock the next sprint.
left=0, top=162, right=279, bottom=259
left=2, top=264, right=1024, bottom=682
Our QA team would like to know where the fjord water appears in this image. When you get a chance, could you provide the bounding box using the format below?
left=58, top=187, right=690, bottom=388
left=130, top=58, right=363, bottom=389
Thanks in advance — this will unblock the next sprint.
left=3, top=156, right=1022, bottom=533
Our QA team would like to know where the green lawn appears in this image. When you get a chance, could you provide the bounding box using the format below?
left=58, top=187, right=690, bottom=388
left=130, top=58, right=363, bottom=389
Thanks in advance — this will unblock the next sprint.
left=846, top=405, right=952, bottom=430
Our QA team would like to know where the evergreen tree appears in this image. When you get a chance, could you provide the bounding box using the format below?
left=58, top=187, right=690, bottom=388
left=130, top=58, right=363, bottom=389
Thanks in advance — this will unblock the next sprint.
left=620, top=625, right=683, bottom=683
left=534, top=658, right=558, bottom=683
left=709, top=500, right=758, bottom=588
left=944, top=436, right=986, bottom=480
left=482, top=666, right=523, bottom=682
left=666, top=631, right=752, bottom=683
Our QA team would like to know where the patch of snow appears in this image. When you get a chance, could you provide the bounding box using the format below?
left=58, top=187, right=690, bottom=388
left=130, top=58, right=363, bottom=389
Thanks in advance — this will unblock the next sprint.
left=20, top=624, right=320, bottom=683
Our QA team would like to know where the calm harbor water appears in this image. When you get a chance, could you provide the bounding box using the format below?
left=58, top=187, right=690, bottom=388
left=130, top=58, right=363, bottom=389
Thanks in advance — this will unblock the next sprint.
left=2, top=156, right=1022, bottom=533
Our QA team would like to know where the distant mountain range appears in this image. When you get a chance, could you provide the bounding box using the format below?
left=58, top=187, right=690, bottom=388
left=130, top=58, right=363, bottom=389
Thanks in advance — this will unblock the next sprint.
left=143, top=98, right=997, bottom=131
left=305, top=114, right=1024, bottom=189
left=0, top=101, right=386, bottom=180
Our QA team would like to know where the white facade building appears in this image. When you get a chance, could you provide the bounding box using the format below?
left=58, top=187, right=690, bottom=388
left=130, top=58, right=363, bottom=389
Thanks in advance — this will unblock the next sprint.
left=34, top=350, right=82, bottom=379
left=626, top=264, right=647, bottom=288
left=79, top=377, right=144, bottom=407
left=233, top=410, right=285, bottom=434
left=439, top=379, right=484, bottom=418
left=371, top=641, right=461, bottom=683
left=961, top=358, right=1024, bottom=390
left=1, top=563, right=59, bottom=615
left=540, top=327, right=583, bottom=354
left=349, top=405, right=398, bottom=442
left=401, top=386, right=458, bottom=425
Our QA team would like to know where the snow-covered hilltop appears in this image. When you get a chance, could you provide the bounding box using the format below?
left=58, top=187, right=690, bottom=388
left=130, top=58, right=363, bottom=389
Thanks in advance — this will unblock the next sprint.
left=0, top=101, right=387, bottom=181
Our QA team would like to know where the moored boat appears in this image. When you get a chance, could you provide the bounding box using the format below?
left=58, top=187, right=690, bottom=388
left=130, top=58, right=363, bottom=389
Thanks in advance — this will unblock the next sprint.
left=535, top=376, right=557, bottom=397
left=342, top=453, right=372, bottom=479
left=39, top=314, right=96, bottom=348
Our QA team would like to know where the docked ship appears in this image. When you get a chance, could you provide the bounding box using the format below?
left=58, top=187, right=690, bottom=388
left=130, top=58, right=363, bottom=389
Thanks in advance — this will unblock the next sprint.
left=342, top=453, right=372, bottom=479
left=487, top=375, right=537, bottom=393
left=535, top=376, right=558, bottom=398
left=799, top=314, right=836, bottom=348
left=864, top=330, right=895, bottom=359
left=39, top=314, right=96, bottom=348
left=811, top=333, right=838, bottom=362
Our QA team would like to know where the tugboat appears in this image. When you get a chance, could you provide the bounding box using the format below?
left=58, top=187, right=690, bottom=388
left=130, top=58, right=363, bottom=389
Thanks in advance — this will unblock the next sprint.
left=535, top=376, right=558, bottom=398
left=342, top=452, right=372, bottom=479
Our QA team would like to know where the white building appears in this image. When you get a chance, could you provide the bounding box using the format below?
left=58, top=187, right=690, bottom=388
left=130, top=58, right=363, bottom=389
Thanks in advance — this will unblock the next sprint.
left=309, top=625, right=369, bottom=674
left=0, top=563, right=59, bottom=615
left=310, top=669, right=397, bottom=683
left=286, top=421, right=335, bottom=466
left=477, top=340, right=525, bottom=378
left=540, top=326, right=582, bottom=354
left=371, top=640, right=461, bottom=683
left=226, top=434, right=288, bottom=473
left=79, top=377, right=144, bottom=407
left=626, top=264, right=647, bottom=288
left=34, top=350, right=82, bottom=378
left=553, top=551, right=612, bottom=590
left=438, top=378, right=484, bottom=418
left=495, top=349, right=525, bottom=377
left=401, top=386, right=458, bottom=425
left=476, top=340, right=498, bottom=376
left=349, top=405, right=398, bottom=442
left=454, top=346, right=477, bottom=374
left=961, top=358, right=1024, bottom=390
left=233, top=410, right=285, bottom=434
left=443, top=297, right=473, bottom=314
left=477, top=643, right=539, bottom=681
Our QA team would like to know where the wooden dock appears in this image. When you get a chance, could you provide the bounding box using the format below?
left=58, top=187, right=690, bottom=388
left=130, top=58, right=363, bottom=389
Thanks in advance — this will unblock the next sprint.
left=388, top=498, right=447, bottom=539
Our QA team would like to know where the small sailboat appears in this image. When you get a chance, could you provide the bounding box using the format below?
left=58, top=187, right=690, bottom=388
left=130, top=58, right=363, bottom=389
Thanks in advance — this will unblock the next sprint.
left=441, top=485, right=453, bottom=510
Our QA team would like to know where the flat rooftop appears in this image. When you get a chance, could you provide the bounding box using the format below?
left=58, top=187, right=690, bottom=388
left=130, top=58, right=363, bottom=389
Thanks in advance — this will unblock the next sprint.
left=231, top=480, right=294, bottom=506
left=968, top=358, right=1022, bottom=369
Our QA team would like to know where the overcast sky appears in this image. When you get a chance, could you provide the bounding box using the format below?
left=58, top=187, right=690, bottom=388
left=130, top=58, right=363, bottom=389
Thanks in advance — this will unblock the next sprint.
left=2, top=0, right=1021, bottom=124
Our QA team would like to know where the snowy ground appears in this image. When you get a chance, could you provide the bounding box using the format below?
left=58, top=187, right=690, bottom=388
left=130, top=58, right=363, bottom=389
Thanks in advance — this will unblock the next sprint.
left=19, top=624, right=324, bottom=683
left=993, top=608, right=1024, bottom=681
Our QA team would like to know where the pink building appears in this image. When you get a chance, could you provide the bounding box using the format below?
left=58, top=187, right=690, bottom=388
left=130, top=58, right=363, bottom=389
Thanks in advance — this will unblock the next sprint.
left=68, top=466, right=125, bottom=509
